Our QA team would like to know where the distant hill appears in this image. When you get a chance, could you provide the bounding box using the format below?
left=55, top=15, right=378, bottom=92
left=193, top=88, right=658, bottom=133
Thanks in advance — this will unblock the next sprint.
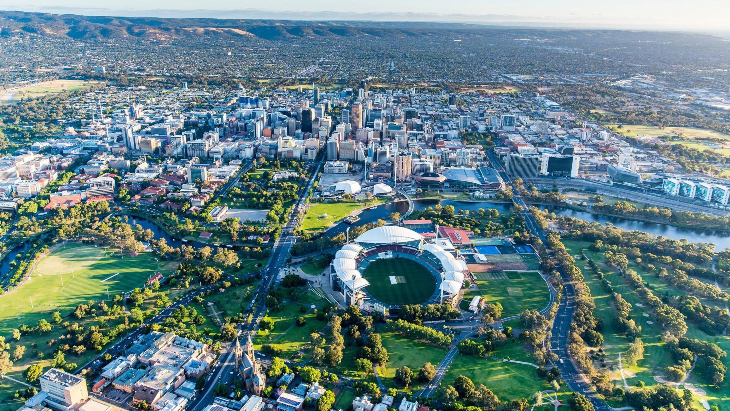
left=0, top=10, right=490, bottom=41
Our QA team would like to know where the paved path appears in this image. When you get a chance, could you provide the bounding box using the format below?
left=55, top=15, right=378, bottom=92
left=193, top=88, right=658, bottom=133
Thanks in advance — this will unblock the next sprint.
left=618, top=353, right=628, bottom=388
left=1, top=375, right=31, bottom=387
left=373, top=366, right=386, bottom=390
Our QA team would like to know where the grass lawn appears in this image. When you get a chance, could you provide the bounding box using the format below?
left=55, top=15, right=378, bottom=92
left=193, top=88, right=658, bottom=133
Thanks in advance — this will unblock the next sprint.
left=6, top=80, right=97, bottom=102
left=491, top=339, right=536, bottom=364
left=377, top=332, right=448, bottom=392
left=0, top=243, right=175, bottom=336
left=300, top=199, right=384, bottom=233
left=564, top=240, right=730, bottom=410
left=300, top=261, right=326, bottom=276
left=363, top=258, right=436, bottom=305
left=254, top=290, right=331, bottom=358
left=563, top=241, right=673, bottom=387
left=472, top=271, right=550, bottom=318
left=442, top=354, right=551, bottom=402
left=0, top=244, right=182, bottom=411
left=607, top=124, right=730, bottom=156
left=204, top=280, right=260, bottom=321
left=334, top=388, right=356, bottom=410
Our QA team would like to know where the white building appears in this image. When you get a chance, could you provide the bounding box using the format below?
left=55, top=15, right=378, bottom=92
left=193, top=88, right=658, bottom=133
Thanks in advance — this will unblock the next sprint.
left=324, top=160, right=348, bottom=174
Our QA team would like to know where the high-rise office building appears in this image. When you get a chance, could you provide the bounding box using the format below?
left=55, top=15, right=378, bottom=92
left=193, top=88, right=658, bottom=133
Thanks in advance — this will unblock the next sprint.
left=351, top=103, right=363, bottom=132
left=313, top=87, right=320, bottom=105
left=341, top=109, right=350, bottom=125
left=396, top=152, right=413, bottom=181
left=326, top=140, right=339, bottom=160
left=301, top=108, right=314, bottom=133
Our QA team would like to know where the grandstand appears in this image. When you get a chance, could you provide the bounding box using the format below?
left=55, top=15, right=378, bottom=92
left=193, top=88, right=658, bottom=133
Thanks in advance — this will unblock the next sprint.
left=329, top=225, right=470, bottom=308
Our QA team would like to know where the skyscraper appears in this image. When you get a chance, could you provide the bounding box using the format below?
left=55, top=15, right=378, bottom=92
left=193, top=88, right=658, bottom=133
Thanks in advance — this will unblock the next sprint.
left=396, top=152, right=413, bottom=181
left=351, top=103, right=363, bottom=132
left=301, top=108, right=314, bottom=133
left=313, top=87, right=320, bottom=105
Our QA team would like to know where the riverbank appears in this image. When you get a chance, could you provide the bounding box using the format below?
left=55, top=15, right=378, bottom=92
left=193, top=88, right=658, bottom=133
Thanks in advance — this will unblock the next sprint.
left=527, top=200, right=730, bottom=237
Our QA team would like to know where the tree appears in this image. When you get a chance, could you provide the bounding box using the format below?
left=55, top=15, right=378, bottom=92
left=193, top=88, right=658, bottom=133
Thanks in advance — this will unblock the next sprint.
left=213, top=384, right=230, bottom=397
left=13, top=345, right=25, bottom=361
left=316, top=390, right=335, bottom=411
left=299, top=366, right=321, bottom=383
left=51, top=351, right=66, bottom=368
left=356, top=358, right=373, bottom=375
left=327, top=344, right=343, bottom=367
left=130, top=308, right=144, bottom=323
left=624, top=339, right=644, bottom=367
left=389, top=212, right=401, bottom=222
left=0, top=351, right=12, bottom=378
left=395, top=366, right=413, bottom=388
left=474, top=385, right=501, bottom=410
left=195, top=376, right=206, bottom=391
left=569, top=393, right=595, bottom=411
left=259, top=317, right=275, bottom=331
left=12, top=329, right=21, bottom=341
left=453, top=375, right=475, bottom=398
left=311, top=347, right=326, bottom=365
left=199, top=246, right=213, bottom=261
left=23, top=364, right=43, bottom=383
left=418, top=362, right=436, bottom=382
left=200, top=267, right=222, bottom=284
left=221, top=324, right=237, bottom=341
left=51, top=311, right=62, bottom=324
left=268, top=357, right=288, bottom=378
left=37, top=319, right=52, bottom=333
left=439, top=386, right=460, bottom=403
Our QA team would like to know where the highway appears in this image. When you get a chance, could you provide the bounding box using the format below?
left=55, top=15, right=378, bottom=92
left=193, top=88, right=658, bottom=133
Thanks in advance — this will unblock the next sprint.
left=187, top=156, right=325, bottom=411
left=487, top=151, right=610, bottom=411
left=525, top=177, right=729, bottom=216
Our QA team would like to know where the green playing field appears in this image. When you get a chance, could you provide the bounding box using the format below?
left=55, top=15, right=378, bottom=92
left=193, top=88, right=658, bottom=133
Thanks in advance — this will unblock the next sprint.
left=362, top=258, right=436, bottom=305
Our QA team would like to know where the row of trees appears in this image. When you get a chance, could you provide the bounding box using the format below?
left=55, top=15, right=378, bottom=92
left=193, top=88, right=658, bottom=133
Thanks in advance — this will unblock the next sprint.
left=386, top=319, right=452, bottom=347
left=546, top=233, right=610, bottom=394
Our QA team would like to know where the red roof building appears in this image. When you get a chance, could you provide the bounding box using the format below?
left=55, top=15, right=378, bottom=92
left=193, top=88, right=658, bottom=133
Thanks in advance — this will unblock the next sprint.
left=438, top=226, right=474, bottom=245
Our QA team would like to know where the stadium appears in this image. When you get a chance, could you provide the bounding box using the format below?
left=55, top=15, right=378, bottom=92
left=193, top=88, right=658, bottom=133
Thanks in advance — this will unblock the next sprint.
left=329, top=225, right=469, bottom=309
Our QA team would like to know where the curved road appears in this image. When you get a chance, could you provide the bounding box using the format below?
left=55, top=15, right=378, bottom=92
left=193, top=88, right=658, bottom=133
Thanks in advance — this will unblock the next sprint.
left=488, top=151, right=610, bottom=411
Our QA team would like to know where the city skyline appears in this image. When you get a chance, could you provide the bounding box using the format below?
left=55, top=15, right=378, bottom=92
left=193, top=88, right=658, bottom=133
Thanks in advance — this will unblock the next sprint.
left=1, top=0, right=730, bottom=33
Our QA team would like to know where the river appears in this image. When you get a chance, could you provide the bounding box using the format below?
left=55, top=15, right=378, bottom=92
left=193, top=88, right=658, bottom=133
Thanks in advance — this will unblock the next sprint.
left=325, top=199, right=730, bottom=250
left=548, top=207, right=730, bottom=251
left=2, top=201, right=728, bottom=283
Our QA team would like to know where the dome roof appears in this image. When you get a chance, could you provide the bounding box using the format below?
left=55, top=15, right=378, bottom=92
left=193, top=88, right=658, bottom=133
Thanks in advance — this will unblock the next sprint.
left=440, top=280, right=462, bottom=295
left=335, top=180, right=362, bottom=194
left=336, top=250, right=360, bottom=259
left=355, top=225, right=423, bottom=245
left=342, top=243, right=364, bottom=253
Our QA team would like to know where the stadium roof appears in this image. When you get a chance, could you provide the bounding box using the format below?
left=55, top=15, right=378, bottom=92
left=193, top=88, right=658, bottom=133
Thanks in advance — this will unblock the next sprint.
left=355, top=226, right=423, bottom=245
left=442, top=167, right=503, bottom=185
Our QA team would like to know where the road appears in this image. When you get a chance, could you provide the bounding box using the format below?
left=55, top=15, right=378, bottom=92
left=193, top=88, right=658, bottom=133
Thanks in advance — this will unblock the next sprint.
left=75, top=286, right=213, bottom=375
left=487, top=151, right=610, bottom=411
left=187, top=156, right=325, bottom=411
left=525, top=177, right=729, bottom=216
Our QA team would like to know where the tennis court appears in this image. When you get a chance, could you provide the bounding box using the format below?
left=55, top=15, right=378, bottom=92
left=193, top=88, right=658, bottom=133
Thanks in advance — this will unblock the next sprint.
left=475, top=245, right=501, bottom=255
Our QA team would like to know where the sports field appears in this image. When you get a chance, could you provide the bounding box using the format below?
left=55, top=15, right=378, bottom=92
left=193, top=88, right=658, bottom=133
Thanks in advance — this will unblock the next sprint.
left=0, top=243, right=172, bottom=335
left=363, top=258, right=435, bottom=305
left=472, top=270, right=550, bottom=318
left=442, top=354, right=552, bottom=401
left=1, top=80, right=97, bottom=103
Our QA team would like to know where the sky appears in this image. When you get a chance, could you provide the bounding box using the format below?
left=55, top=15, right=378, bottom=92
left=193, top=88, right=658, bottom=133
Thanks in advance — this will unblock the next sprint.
left=2, top=0, right=730, bottom=33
